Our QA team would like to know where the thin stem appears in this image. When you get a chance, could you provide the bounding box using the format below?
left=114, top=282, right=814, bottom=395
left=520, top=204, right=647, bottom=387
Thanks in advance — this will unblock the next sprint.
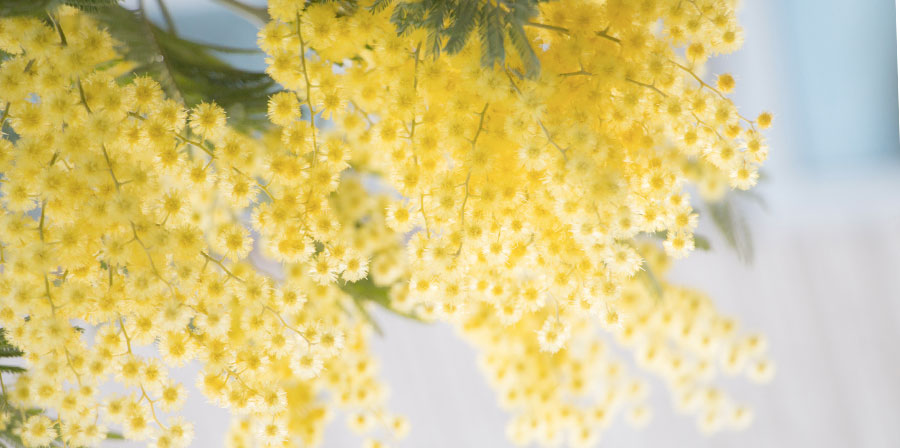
left=173, top=133, right=212, bottom=156
left=472, top=103, right=489, bottom=145
left=200, top=251, right=245, bottom=282
left=195, top=42, right=262, bottom=54
left=539, top=120, right=568, bottom=160
left=63, top=347, right=83, bottom=385
left=131, top=222, right=174, bottom=290
left=419, top=194, right=430, bottom=238
left=505, top=70, right=569, bottom=160
left=119, top=317, right=167, bottom=429
left=296, top=16, right=319, bottom=165
left=409, top=43, right=422, bottom=165
left=559, top=70, right=593, bottom=77
left=453, top=103, right=489, bottom=256
left=669, top=59, right=724, bottom=99
left=156, top=0, right=177, bottom=34
left=0, top=102, right=10, bottom=129
left=212, top=0, right=269, bottom=26
left=667, top=62, right=759, bottom=125
left=232, top=166, right=274, bottom=201
left=38, top=200, right=46, bottom=242
left=225, top=368, right=259, bottom=395
left=349, top=100, right=374, bottom=126
left=76, top=78, right=92, bottom=113
left=46, top=11, right=66, bottom=45
left=56, top=417, right=69, bottom=448
left=264, top=306, right=311, bottom=346
left=102, top=146, right=122, bottom=190
left=523, top=22, right=622, bottom=45
left=138, top=0, right=184, bottom=103
left=252, top=176, right=275, bottom=201
left=596, top=27, right=621, bottom=44
left=524, top=22, right=570, bottom=34
left=625, top=77, right=669, bottom=97
left=691, top=111, right=723, bottom=140
left=454, top=171, right=472, bottom=256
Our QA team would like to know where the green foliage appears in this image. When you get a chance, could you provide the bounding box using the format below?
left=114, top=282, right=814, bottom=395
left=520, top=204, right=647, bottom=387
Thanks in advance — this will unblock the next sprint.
left=442, top=0, right=477, bottom=54
left=0, top=0, right=118, bottom=16
left=0, top=401, right=45, bottom=448
left=379, top=0, right=546, bottom=76
left=478, top=3, right=505, bottom=68
left=694, top=234, right=711, bottom=251
left=339, top=278, right=425, bottom=335
left=88, top=5, right=276, bottom=130
left=61, top=0, right=120, bottom=13
left=0, top=329, right=24, bottom=375
left=640, top=261, right=664, bottom=302
left=0, top=0, right=53, bottom=16
left=706, top=195, right=754, bottom=263
left=0, top=2, right=276, bottom=130
left=1, top=328, right=29, bottom=447
left=0, top=328, right=124, bottom=446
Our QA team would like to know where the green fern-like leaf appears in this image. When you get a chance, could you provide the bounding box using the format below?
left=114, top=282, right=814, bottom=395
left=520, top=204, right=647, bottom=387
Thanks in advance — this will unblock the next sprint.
left=62, top=0, right=120, bottom=12
left=423, top=1, right=447, bottom=59
left=505, top=19, right=539, bottom=77
left=706, top=196, right=754, bottom=263
left=377, top=0, right=547, bottom=76
left=0, top=327, right=123, bottom=445
left=694, top=234, right=712, bottom=251
left=88, top=5, right=275, bottom=130
left=339, top=277, right=425, bottom=333
left=0, top=346, right=24, bottom=358
left=443, top=0, right=479, bottom=54
left=640, top=260, right=664, bottom=301
left=391, top=1, right=426, bottom=36
left=0, top=0, right=119, bottom=16
left=479, top=4, right=505, bottom=68
left=0, top=0, right=53, bottom=16
left=368, top=0, right=395, bottom=13
left=0, top=365, right=25, bottom=374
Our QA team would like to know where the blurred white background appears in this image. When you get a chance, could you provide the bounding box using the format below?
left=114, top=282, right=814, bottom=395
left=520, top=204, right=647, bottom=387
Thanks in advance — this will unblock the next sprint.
left=113, top=0, right=900, bottom=446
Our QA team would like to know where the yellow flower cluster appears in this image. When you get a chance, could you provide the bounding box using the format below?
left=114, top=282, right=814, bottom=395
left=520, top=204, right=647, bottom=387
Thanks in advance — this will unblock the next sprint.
left=0, top=8, right=405, bottom=448
left=258, top=0, right=773, bottom=444
left=0, top=0, right=773, bottom=446
left=261, top=0, right=772, bottom=326
left=459, top=243, right=773, bottom=445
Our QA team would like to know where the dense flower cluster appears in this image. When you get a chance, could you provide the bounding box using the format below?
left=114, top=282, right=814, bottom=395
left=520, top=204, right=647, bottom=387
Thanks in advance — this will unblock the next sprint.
left=259, top=0, right=773, bottom=443
left=459, top=243, right=772, bottom=446
left=0, top=9, right=404, bottom=448
left=0, top=0, right=773, bottom=447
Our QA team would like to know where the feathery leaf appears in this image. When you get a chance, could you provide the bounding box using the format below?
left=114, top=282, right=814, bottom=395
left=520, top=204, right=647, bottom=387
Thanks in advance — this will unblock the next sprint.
left=0, top=365, right=25, bottom=374
left=368, top=0, right=395, bottom=13
left=506, top=19, right=539, bottom=77
left=479, top=4, right=505, bottom=68
left=62, top=0, right=120, bottom=12
left=707, top=196, right=754, bottom=263
left=443, top=0, right=479, bottom=54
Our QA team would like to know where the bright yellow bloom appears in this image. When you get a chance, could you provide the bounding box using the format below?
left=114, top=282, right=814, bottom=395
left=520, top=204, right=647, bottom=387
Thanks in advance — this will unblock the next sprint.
left=0, top=0, right=772, bottom=446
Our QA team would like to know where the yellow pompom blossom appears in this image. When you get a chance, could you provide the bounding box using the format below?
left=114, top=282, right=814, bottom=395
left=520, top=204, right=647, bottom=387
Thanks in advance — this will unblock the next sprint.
left=0, top=8, right=402, bottom=448
left=256, top=0, right=772, bottom=445
left=0, top=0, right=774, bottom=446
left=457, top=243, right=774, bottom=445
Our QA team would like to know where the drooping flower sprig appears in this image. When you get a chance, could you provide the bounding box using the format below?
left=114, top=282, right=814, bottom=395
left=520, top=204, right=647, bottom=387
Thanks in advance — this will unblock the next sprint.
left=0, top=0, right=773, bottom=447
left=259, top=0, right=773, bottom=444
left=0, top=8, right=405, bottom=447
